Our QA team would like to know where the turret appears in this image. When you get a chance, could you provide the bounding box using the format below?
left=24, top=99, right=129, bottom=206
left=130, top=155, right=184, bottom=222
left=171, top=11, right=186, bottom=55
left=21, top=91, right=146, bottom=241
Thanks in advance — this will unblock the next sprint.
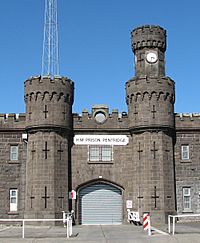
left=126, top=25, right=176, bottom=223
left=24, top=76, right=74, bottom=131
left=126, top=25, right=175, bottom=132
left=24, top=75, right=74, bottom=220
left=132, top=25, right=166, bottom=77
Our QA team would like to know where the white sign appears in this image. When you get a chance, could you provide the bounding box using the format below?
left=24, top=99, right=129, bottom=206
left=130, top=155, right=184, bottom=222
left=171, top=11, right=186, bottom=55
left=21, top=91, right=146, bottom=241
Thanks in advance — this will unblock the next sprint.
left=126, top=200, right=133, bottom=209
left=74, top=135, right=129, bottom=146
left=127, top=210, right=140, bottom=222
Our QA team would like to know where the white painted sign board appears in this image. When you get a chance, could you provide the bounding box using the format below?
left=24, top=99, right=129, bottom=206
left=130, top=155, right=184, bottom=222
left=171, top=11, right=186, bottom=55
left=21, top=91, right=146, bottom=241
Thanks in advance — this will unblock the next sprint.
left=74, top=135, right=129, bottom=146
left=127, top=210, right=140, bottom=222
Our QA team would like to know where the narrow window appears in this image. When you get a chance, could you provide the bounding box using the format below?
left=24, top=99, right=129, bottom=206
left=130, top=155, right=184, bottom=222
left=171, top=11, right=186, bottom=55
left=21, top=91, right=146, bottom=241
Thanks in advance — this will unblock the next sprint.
left=10, top=145, right=18, bottom=161
left=181, top=145, right=189, bottom=160
left=10, top=189, right=18, bottom=212
left=183, top=187, right=191, bottom=210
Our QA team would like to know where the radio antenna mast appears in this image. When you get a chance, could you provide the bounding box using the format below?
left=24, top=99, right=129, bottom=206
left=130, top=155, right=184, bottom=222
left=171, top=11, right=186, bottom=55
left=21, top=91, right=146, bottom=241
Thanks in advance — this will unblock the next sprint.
left=41, top=0, right=59, bottom=78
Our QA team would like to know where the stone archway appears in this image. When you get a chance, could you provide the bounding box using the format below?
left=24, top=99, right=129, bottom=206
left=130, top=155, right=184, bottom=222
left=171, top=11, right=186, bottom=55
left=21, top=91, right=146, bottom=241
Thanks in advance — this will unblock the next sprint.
left=78, top=182, right=123, bottom=225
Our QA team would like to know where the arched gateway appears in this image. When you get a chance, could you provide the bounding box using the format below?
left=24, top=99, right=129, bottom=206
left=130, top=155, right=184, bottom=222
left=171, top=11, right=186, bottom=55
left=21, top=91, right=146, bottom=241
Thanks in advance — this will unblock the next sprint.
left=79, top=182, right=123, bottom=225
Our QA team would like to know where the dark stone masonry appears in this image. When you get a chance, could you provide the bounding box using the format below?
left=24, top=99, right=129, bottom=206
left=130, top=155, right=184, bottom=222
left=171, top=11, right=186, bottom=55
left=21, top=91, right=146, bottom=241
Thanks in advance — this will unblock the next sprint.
left=0, top=25, right=200, bottom=224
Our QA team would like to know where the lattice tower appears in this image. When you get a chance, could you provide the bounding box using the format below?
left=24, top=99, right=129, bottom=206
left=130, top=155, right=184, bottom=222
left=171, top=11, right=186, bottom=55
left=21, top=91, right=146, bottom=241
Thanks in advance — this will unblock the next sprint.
left=41, top=0, right=59, bottom=78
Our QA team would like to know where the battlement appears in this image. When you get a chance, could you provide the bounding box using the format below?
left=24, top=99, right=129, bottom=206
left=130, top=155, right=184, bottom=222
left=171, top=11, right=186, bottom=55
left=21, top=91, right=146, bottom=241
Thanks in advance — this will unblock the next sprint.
left=126, top=76, right=175, bottom=104
left=176, top=113, right=200, bottom=120
left=73, top=107, right=129, bottom=130
left=24, top=75, right=74, bottom=104
left=24, top=75, right=74, bottom=87
left=74, top=109, right=128, bottom=120
left=24, top=75, right=74, bottom=130
left=131, top=25, right=166, bottom=52
left=0, top=113, right=26, bottom=122
left=175, top=113, right=200, bottom=129
left=0, top=113, right=26, bottom=129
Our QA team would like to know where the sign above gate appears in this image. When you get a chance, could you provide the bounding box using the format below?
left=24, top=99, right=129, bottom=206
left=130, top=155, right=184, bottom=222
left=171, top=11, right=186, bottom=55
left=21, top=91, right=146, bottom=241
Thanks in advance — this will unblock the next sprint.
left=74, top=135, right=129, bottom=146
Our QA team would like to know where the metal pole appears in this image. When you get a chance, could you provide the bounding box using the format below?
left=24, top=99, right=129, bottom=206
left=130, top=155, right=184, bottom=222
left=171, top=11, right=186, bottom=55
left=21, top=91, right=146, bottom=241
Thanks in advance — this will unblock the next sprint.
left=70, top=217, right=72, bottom=236
left=62, top=211, right=66, bottom=227
left=172, top=216, right=175, bottom=235
left=22, top=220, right=25, bottom=239
left=66, top=218, right=69, bottom=238
left=168, top=215, right=170, bottom=234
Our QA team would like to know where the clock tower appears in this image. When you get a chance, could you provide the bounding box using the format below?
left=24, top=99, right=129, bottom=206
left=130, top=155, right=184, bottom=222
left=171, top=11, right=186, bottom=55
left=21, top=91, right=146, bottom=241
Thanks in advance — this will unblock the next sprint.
left=133, top=25, right=166, bottom=78
left=126, top=25, right=176, bottom=223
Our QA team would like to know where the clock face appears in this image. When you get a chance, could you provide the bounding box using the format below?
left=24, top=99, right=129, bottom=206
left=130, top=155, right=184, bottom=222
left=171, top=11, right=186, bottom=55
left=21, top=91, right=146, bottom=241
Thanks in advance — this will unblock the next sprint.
left=146, top=52, right=158, bottom=63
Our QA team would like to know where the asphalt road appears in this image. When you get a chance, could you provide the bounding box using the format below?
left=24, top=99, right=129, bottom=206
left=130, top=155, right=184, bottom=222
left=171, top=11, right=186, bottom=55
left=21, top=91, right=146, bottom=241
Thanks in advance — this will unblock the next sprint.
left=0, top=222, right=200, bottom=242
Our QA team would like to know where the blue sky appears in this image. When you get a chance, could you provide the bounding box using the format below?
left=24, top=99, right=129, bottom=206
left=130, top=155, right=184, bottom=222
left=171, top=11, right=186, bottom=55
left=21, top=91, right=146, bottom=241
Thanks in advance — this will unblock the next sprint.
left=0, top=0, right=199, bottom=114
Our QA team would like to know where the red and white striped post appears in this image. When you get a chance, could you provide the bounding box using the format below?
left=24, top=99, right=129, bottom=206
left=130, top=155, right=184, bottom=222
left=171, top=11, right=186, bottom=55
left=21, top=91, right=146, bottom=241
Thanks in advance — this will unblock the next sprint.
left=143, top=212, right=151, bottom=236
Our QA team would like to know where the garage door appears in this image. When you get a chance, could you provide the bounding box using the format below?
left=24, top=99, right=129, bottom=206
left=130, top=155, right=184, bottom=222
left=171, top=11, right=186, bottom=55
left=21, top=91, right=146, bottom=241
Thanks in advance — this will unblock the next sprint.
left=79, top=183, right=122, bottom=225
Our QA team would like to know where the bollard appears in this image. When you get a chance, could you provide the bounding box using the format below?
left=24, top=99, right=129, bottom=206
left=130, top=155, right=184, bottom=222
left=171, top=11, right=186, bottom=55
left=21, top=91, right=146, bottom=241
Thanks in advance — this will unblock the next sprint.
left=62, top=211, right=66, bottom=227
left=143, top=212, right=151, bottom=236
left=63, top=211, right=74, bottom=238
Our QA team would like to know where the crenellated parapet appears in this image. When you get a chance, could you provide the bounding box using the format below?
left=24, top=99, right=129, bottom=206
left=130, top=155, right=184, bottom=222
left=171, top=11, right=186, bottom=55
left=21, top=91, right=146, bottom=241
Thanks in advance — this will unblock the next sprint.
left=24, top=75, right=74, bottom=131
left=0, top=113, right=26, bottom=130
left=126, top=76, right=175, bottom=104
left=175, top=113, right=200, bottom=130
left=73, top=105, right=129, bottom=132
left=126, top=76, right=175, bottom=131
left=24, top=76, right=74, bottom=103
left=131, top=25, right=166, bottom=53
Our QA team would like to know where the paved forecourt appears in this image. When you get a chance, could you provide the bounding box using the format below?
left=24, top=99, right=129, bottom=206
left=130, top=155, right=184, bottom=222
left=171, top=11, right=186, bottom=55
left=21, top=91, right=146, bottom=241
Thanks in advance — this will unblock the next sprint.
left=0, top=223, right=200, bottom=243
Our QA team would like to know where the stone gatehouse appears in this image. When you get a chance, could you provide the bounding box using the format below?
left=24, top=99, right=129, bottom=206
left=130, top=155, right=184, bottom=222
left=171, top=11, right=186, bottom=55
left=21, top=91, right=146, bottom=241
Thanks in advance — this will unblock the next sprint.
left=0, top=25, right=200, bottom=224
